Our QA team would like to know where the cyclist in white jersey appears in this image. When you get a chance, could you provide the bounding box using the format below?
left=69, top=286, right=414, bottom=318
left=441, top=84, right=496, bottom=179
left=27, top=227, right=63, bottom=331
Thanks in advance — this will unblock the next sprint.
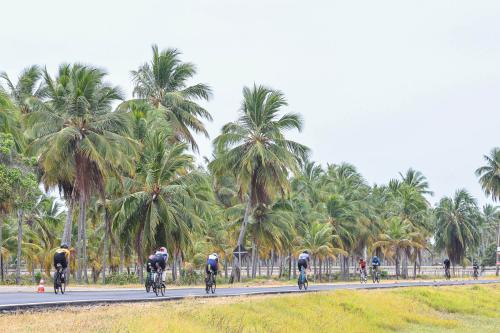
left=298, top=251, right=310, bottom=272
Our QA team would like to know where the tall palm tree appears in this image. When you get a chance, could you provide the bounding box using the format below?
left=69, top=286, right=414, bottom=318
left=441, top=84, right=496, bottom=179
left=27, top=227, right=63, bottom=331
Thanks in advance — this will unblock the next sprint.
left=435, top=189, right=480, bottom=269
left=476, top=148, right=500, bottom=275
left=0, top=65, right=45, bottom=114
left=116, top=131, right=209, bottom=282
left=0, top=90, right=24, bottom=151
left=209, top=84, right=309, bottom=282
left=26, top=64, right=135, bottom=282
left=131, top=45, right=212, bottom=152
left=399, top=168, right=433, bottom=196
left=373, top=217, right=423, bottom=278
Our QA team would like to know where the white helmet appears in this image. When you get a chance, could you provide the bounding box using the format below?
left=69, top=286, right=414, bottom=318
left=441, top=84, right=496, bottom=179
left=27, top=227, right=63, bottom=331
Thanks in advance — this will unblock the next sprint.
left=211, top=253, right=218, bottom=258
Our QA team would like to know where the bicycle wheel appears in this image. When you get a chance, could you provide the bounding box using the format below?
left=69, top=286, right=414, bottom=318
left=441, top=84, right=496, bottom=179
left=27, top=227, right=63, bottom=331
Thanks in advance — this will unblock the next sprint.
left=160, top=284, right=165, bottom=296
left=54, top=273, right=59, bottom=294
left=211, top=279, right=216, bottom=294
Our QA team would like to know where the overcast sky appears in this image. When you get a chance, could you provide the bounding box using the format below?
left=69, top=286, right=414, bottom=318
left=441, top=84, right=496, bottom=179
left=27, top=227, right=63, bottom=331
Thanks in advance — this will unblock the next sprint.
left=1, top=1, right=499, bottom=206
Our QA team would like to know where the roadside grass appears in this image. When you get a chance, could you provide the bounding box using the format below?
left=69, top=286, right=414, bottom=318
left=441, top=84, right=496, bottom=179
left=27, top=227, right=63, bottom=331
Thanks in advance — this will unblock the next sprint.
left=1, top=284, right=498, bottom=333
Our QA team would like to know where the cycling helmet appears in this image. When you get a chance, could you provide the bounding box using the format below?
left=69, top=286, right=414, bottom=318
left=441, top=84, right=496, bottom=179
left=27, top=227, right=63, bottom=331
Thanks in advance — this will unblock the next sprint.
left=61, top=244, right=69, bottom=249
left=302, top=250, right=309, bottom=254
left=211, top=253, right=219, bottom=258
left=159, top=247, right=167, bottom=253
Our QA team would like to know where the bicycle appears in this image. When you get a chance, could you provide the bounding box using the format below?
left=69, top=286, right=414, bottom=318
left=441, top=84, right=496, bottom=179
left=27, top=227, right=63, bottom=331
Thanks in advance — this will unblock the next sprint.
left=472, top=268, right=479, bottom=280
left=54, top=263, right=66, bottom=294
left=145, top=270, right=153, bottom=293
left=444, top=267, right=451, bottom=280
left=205, top=268, right=217, bottom=294
left=298, top=266, right=308, bottom=290
left=372, top=266, right=380, bottom=284
left=152, top=268, right=166, bottom=296
left=359, top=268, right=367, bottom=284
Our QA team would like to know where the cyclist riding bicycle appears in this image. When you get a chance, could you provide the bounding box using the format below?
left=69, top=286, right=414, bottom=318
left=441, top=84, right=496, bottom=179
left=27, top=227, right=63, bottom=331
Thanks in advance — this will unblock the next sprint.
left=298, top=250, right=310, bottom=274
left=152, top=247, right=169, bottom=283
left=358, top=257, right=367, bottom=276
left=371, top=255, right=381, bottom=272
left=206, top=253, right=219, bottom=276
left=443, top=258, right=451, bottom=270
left=53, top=244, right=70, bottom=282
left=472, top=261, right=479, bottom=276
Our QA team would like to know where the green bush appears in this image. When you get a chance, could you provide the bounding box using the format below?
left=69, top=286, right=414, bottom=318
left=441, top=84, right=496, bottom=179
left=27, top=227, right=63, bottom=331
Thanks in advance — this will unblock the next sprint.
left=105, top=273, right=140, bottom=285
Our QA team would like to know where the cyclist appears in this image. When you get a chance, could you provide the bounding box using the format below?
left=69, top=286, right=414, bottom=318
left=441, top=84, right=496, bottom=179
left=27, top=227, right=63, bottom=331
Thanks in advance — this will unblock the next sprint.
left=206, top=253, right=219, bottom=276
left=443, top=258, right=451, bottom=277
left=152, top=247, right=169, bottom=284
left=472, top=261, right=479, bottom=278
left=298, top=250, right=310, bottom=274
left=358, top=257, right=367, bottom=277
left=371, top=255, right=381, bottom=276
left=53, top=244, right=70, bottom=282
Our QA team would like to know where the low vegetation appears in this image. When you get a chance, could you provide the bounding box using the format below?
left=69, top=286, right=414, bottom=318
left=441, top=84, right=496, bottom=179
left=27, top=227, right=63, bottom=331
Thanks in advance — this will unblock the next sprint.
left=2, top=284, right=499, bottom=332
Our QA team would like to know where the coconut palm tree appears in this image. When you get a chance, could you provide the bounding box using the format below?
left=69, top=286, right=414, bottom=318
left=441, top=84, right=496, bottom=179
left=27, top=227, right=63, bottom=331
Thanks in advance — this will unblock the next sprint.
left=209, top=84, right=309, bottom=282
left=399, top=168, right=433, bottom=196
left=116, top=131, right=210, bottom=283
left=476, top=148, right=500, bottom=275
left=373, top=217, right=423, bottom=278
left=131, top=45, right=212, bottom=152
left=0, top=65, right=45, bottom=115
left=25, top=64, right=135, bottom=282
left=435, top=189, right=480, bottom=270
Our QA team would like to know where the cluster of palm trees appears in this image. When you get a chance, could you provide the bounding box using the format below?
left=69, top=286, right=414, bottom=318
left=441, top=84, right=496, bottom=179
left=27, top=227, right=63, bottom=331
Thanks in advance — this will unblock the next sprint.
left=0, top=45, right=499, bottom=285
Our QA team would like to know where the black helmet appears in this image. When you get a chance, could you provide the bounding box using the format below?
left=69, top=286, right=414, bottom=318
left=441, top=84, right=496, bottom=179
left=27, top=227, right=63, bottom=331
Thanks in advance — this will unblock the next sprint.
left=61, top=244, right=69, bottom=249
left=302, top=250, right=309, bottom=254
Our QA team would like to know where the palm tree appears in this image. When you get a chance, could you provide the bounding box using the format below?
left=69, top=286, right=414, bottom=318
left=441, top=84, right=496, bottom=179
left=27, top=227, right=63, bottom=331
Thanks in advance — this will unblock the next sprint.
left=26, top=64, right=135, bottom=282
left=0, top=65, right=45, bottom=115
left=399, top=168, right=433, bottom=196
left=478, top=205, right=499, bottom=262
left=131, top=45, right=212, bottom=152
left=435, top=189, right=480, bottom=270
left=116, top=131, right=209, bottom=283
left=476, top=148, right=500, bottom=275
left=210, top=84, right=308, bottom=282
left=373, top=217, right=423, bottom=279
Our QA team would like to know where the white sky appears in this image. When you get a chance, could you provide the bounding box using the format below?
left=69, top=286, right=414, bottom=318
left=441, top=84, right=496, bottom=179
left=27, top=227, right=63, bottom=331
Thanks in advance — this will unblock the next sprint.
left=1, top=0, right=499, bottom=206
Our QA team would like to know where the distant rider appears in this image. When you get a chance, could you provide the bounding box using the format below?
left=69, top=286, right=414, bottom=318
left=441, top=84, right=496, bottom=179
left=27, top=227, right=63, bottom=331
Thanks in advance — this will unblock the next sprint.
left=371, top=255, right=381, bottom=274
left=443, top=258, right=451, bottom=271
left=53, top=244, right=70, bottom=282
left=358, top=257, right=367, bottom=277
left=206, top=253, right=219, bottom=276
left=153, top=247, right=169, bottom=284
left=472, top=261, right=479, bottom=277
left=298, top=251, right=310, bottom=274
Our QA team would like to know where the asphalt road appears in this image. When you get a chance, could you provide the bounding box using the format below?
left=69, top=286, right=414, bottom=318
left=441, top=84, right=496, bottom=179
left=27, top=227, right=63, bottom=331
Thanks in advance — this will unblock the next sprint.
left=1, top=279, right=498, bottom=311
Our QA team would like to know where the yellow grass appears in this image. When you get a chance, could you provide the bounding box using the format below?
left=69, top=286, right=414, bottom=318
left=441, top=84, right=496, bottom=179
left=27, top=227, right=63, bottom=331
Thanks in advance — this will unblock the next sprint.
left=1, top=284, right=499, bottom=333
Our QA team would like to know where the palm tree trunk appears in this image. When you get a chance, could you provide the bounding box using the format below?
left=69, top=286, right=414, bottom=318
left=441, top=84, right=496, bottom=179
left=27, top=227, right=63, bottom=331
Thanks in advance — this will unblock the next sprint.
left=62, top=200, right=73, bottom=246
left=82, top=202, right=89, bottom=284
left=16, top=208, right=23, bottom=285
left=224, top=257, right=228, bottom=279
left=76, top=196, right=85, bottom=283
left=119, top=248, right=124, bottom=274
left=135, top=230, right=144, bottom=284
left=231, top=188, right=253, bottom=283
left=402, top=250, right=408, bottom=279
left=395, top=249, right=401, bottom=279
left=496, top=220, right=500, bottom=276
left=288, top=251, right=292, bottom=280
left=102, top=208, right=110, bottom=285
left=270, top=250, right=275, bottom=278
left=0, top=214, right=4, bottom=282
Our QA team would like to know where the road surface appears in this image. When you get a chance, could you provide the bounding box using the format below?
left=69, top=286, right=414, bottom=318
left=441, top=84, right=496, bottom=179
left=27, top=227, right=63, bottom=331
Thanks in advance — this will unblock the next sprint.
left=1, top=279, right=498, bottom=311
